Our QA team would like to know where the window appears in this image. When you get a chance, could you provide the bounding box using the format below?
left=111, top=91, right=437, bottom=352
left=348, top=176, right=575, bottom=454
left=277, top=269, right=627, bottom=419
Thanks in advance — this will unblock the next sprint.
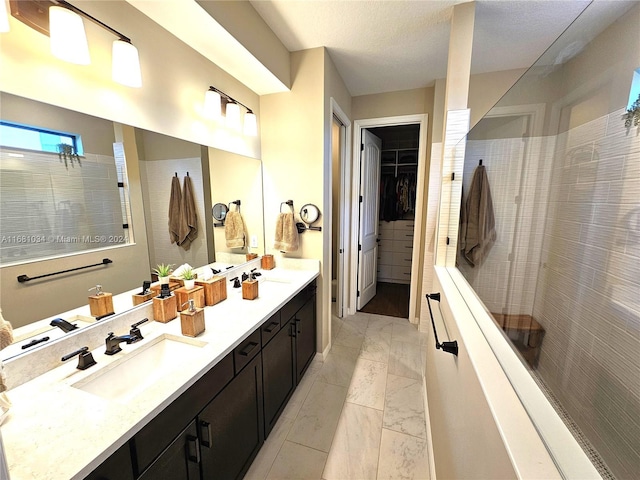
left=0, top=121, right=84, bottom=156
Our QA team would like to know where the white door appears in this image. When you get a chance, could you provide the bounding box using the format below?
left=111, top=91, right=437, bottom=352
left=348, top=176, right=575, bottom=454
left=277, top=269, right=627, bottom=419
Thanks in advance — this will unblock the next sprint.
left=357, top=130, right=382, bottom=309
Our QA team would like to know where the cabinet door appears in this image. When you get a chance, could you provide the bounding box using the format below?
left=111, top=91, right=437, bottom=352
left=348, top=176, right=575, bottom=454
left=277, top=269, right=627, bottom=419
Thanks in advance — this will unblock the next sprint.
left=199, top=354, right=264, bottom=480
left=84, top=442, right=134, bottom=480
left=262, top=316, right=296, bottom=437
left=138, top=420, right=200, bottom=480
left=295, top=295, right=316, bottom=383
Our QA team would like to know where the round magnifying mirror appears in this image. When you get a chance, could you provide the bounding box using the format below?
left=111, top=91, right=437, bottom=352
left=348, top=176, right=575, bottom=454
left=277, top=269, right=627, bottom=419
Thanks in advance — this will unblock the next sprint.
left=300, top=203, right=320, bottom=224
left=212, top=203, right=229, bottom=221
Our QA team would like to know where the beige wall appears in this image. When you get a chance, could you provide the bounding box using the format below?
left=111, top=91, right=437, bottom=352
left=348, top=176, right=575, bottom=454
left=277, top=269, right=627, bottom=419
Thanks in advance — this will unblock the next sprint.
left=261, top=48, right=327, bottom=351
left=352, top=88, right=433, bottom=120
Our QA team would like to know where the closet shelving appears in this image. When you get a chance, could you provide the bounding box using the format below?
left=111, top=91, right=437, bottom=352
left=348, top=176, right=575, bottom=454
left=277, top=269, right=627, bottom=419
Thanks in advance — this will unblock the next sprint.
left=381, top=148, right=418, bottom=177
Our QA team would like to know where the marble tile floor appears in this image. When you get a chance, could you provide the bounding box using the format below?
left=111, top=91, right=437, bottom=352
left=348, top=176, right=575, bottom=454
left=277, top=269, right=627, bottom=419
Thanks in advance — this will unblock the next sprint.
left=245, top=310, right=430, bottom=480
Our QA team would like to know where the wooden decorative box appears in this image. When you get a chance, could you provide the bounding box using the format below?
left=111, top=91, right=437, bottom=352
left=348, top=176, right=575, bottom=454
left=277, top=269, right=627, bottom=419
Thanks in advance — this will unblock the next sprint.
left=132, top=291, right=155, bottom=306
left=152, top=295, right=177, bottom=323
left=195, top=276, right=227, bottom=306
left=169, top=273, right=198, bottom=286
left=89, top=292, right=114, bottom=318
left=242, top=279, right=259, bottom=300
left=175, top=285, right=205, bottom=309
left=246, top=253, right=258, bottom=261
left=261, top=254, right=275, bottom=270
left=180, top=308, right=205, bottom=337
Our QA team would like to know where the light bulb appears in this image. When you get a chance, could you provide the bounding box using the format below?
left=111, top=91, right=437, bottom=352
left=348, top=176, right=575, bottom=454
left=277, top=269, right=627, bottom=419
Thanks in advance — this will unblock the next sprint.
left=0, top=0, right=10, bottom=33
left=49, top=6, right=90, bottom=65
left=225, top=102, right=241, bottom=131
left=243, top=111, right=258, bottom=137
left=204, top=90, right=222, bottom=119
left=112, top=40, right=142, bottom=87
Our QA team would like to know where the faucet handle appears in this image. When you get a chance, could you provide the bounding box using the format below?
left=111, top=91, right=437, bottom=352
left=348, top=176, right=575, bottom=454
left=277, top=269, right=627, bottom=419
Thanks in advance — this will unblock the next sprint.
left=129, top=318, right=148, bottom=341
left=61, top=346, right=96, bottom=370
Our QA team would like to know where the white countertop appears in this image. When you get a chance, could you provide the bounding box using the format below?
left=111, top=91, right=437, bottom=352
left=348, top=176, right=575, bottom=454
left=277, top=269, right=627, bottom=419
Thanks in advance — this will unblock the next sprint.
left=1, top=263, right=319, bottom=480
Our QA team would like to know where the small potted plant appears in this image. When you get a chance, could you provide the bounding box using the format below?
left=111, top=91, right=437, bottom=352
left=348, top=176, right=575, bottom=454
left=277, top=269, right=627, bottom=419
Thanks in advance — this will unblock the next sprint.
left=181, top=267, right=196, bottom=290
left=623, top=94, right=640, bottom=128
left=153, top=263, right=174, bottom=285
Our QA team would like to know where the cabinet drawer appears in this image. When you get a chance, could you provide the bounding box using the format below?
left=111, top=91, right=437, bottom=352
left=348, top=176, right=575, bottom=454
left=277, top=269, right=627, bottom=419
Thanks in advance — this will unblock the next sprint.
left=393, top=229, right=414, bottom=240
left=378, top=239, right=393, bottom=254
left=392, top=265, right=412, bottom=280
left=393, top=239, right=413, bottom=253
left=132, top=354, right=233, bottom=475
left=379, top=228, right=394, bottom=240
left=234, top=329, right=261, bottom=374
left=261, top=311, right=282, bottom=347
left=392, top=251, right=413, bottom=267
left=281, top=281, right=316, bottom=322
left=378, top=264, right=393, bottom=279
left=394, top=220, right=415, bottom=231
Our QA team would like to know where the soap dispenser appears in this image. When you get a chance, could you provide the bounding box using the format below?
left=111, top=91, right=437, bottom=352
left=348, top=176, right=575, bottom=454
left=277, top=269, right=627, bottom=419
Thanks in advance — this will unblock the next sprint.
left=180, top=299, right=205, bottom=337
left=88, top=285, right=114, bottom=318
left=152, top=285, right=178, bottom=323
left=242, top=274, right=259, bottom=300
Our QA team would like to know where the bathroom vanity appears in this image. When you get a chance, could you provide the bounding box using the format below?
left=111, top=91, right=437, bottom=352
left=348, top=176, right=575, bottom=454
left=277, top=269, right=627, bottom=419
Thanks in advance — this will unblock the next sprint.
left=1, top=261, right=319, bottom=480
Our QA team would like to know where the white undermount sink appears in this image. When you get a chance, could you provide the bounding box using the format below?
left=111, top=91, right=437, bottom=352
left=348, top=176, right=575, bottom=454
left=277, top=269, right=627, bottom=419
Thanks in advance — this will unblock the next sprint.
left=73, top=334, right=207, bottom=403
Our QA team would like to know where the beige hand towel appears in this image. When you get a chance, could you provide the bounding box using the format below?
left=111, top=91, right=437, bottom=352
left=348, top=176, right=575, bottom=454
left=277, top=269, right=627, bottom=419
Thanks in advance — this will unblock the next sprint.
left=179, top=175, right=198, bottom=250
left=461, top=165, right=496, bottom=267
left=274, top=212, right=299, bottom=252
left=225, top=211, right=246, bottom=248
left=168, top=176, right=185, bottom=244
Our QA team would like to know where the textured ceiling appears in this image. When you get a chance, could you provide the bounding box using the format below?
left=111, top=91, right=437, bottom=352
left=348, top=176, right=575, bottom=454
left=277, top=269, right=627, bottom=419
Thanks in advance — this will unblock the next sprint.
left=250, top=0, right=594, bottom=96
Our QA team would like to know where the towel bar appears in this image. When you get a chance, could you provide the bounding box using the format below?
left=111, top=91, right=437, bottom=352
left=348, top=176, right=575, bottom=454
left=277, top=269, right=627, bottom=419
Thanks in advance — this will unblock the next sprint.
left=425, top=293, right=459, bottom=356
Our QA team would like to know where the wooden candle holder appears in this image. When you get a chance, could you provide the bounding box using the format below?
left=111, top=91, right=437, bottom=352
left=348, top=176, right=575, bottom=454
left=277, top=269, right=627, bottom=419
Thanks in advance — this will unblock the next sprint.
left=175, top=285, right=205, bottom=309
left=195, top=276, right=227, bottom=306
left=152, top=295, right=178, bottom=323
left=242, top=279, right=259, bottom=300
left=180, top=308, right=205, bottom=337
left=261, top=254, right=275, bottom=270
left=89, top=292, right=114, bottom=318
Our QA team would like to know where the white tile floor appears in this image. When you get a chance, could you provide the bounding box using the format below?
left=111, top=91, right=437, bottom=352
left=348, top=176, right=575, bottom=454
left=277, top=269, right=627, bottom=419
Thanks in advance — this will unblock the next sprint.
left=245, top=310, right=431, bottom=480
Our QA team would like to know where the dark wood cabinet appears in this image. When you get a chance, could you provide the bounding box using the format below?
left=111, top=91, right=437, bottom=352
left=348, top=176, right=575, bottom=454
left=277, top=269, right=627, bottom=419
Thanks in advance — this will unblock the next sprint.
left=84, top=442, right=134, bottom=480
left=138, top=420, right=200, bottom=480
left=199, top=353, right=264, bottom=480
left=295, top=296, right=316, bottom=383
left=85, top=279, right=316, bottom=480
left=262, top=315, right=296, bottom=436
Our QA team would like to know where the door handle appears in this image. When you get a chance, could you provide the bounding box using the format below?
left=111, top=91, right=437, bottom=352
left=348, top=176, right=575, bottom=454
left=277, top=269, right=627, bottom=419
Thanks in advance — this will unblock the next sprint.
left=239, top=341, right=259, bottom=356
left=290, top=321, right=296, bottom=337
left=295, top=318, right=301, bottom=334
left=199, top=420, right=212, bottom=448
left=187, top=435, right=201, bottom=463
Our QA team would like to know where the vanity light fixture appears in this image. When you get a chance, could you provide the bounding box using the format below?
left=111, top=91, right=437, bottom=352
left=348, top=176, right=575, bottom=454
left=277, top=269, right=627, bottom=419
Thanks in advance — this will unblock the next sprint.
left=204, top=86, right=258, bottom=137
left=0, top=0, right=10, bottom=33
left=10, top=0, right=142, bottom=87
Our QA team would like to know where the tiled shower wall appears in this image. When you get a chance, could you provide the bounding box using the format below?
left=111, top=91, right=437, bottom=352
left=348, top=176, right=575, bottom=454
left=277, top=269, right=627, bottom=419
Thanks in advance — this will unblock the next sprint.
left=534, top=108, right=640, bottom=478
left=459, top=135, right=553, bottom=316
left=0, top=149, right=125, bottom=264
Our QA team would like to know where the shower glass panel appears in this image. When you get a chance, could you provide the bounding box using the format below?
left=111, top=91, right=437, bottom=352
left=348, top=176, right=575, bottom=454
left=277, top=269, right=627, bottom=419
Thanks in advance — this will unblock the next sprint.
left=451, top=2, right=640, bottom=478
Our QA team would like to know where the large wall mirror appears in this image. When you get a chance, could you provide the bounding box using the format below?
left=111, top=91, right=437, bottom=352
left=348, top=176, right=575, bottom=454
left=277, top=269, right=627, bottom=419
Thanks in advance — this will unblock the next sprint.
left=0, top=91, right=265, bottom=360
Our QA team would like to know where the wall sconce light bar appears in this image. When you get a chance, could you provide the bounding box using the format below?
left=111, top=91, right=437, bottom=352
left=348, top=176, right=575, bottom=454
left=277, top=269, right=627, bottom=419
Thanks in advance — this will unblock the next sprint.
left=9, top=0, right=141, bottom=87
left=206, top=86, right=257, bottom=136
